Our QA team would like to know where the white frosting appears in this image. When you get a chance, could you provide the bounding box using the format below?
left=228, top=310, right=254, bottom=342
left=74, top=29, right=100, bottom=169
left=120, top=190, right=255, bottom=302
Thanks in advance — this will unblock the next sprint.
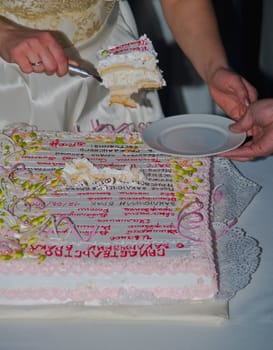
left=96, top=35, right=166, bottom=100
left=62, top=158, right=145, bottom=186
left=100, top=69, right=163, bottom=90
left=97, top=51, right=158, bottom=70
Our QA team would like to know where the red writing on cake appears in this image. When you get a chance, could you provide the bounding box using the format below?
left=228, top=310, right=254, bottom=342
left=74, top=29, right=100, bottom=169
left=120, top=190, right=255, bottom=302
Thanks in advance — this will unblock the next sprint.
left=50, top=139, right=86, bottom=148
left=31, top=243, right=169, bottom=259
left=123, top=207, right=174, bottom=217
left=110, top=235, right=152, bottom=241
left=126, top=222, right=177, bottom=235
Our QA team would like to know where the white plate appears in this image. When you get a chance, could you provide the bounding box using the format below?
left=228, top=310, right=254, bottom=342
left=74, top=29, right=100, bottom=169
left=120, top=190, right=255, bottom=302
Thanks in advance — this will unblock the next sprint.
left=142, top=114, right=246, bottom=157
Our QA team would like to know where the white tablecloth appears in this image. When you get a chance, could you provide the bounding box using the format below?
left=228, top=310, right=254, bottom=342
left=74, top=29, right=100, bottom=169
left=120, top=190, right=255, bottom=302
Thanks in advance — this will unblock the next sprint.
left=0, top=155, right=272, bottom=349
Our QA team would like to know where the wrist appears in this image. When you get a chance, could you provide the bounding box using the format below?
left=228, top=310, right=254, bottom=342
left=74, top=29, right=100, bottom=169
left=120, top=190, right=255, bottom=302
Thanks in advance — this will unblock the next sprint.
left=204, top=62, right=230, bottom=84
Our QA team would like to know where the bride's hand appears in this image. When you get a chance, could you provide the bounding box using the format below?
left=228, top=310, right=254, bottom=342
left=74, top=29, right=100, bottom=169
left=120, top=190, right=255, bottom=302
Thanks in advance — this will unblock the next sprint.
left=0, top=17, right=68, bottom=76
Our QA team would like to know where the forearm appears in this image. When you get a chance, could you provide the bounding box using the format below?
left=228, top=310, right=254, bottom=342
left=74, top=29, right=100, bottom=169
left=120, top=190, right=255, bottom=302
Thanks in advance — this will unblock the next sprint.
left=160, top=0, right=229, bottom=82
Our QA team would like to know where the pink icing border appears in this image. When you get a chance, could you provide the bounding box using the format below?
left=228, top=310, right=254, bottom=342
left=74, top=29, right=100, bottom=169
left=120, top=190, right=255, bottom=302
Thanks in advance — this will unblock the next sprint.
left=0, top=255, right=215, bottom=276
left=0, top=284, right=218, bottom=303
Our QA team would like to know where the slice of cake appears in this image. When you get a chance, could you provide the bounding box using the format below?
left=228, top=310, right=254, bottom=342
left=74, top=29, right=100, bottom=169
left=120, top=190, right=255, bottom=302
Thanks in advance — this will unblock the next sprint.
left=0, top=124, right=223, bottom=321
left=96, top=35, right=166, bottom=107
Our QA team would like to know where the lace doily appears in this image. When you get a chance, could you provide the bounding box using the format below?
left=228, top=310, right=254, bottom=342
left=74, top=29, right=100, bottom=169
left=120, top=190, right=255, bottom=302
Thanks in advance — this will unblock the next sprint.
left=214, top=224, right=262, bottom=300
left=213, top=158, right=262, bottom=300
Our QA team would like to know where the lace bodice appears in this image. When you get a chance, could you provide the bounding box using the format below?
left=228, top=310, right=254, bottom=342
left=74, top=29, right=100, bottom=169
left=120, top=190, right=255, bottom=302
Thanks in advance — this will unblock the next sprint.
left=0, top=0, right=116, bottom=45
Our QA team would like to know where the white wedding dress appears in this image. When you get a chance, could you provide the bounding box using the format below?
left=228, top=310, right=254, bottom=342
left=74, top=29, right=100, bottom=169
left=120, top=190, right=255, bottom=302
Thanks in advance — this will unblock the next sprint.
left=0, top=0, right=163, bottom=131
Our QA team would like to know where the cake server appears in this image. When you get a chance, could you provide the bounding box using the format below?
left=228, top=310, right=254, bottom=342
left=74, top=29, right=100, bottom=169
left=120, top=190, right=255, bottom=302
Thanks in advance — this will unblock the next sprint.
left=68, top=64, right=102, bottom=82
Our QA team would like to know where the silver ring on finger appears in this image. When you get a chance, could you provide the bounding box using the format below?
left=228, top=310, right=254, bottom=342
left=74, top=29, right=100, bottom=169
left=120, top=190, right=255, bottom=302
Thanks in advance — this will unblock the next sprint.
left=31, top=61, right=43, bottom=67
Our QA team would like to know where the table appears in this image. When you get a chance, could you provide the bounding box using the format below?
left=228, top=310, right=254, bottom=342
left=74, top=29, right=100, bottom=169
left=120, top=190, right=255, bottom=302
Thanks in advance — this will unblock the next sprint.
left=0, top=156, right=272, bottom=350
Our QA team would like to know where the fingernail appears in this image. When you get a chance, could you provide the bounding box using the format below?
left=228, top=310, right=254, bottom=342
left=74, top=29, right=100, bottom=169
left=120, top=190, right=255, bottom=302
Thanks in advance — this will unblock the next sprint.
left=245, top=97, right=250, bottom=106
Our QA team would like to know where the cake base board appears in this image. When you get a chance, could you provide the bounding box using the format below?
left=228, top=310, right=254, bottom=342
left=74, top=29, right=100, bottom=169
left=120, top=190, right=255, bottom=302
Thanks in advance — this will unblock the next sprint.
left=0, top=300, right=228, bottom=324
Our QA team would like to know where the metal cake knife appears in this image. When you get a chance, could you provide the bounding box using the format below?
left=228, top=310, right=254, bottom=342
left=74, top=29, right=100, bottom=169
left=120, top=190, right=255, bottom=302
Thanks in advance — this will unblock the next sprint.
left=68, top=64, right=102, bottom=82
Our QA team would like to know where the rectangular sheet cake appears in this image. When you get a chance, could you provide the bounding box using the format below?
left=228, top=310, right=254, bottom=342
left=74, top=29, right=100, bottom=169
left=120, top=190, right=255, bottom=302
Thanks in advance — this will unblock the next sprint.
left=0, top=124, right=227, bottom=322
